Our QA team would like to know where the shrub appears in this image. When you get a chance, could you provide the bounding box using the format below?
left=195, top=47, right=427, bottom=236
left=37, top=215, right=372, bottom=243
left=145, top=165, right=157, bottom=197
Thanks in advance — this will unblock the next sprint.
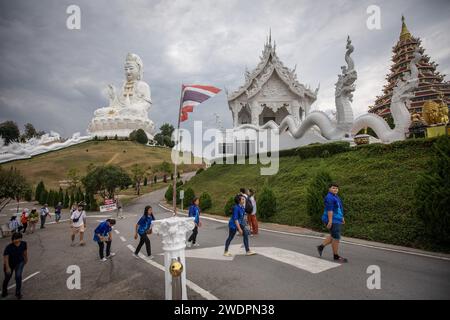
left=257, top=186, right=277, bottom=220
left=35, top=181, right=45, bottom=202
left=296, top=141, right=350, bottom=159
left=199, top=192, right=212, bottom=211
left=415, top=136, right=450, bottom=244
left=183, top=187, right=195, bottom=209
left=153, top=175, right=157, bottom=184
left=224, top=196, right=235, bottom=216
left=144, top=177, right=148, bottom=186
left=196, top=168, right=204, bottom=175
left=306, top=169, right=332, bottom=227
left=135, top=129, right=148, bottom=145
left=165, top=184, right=173, bottom=202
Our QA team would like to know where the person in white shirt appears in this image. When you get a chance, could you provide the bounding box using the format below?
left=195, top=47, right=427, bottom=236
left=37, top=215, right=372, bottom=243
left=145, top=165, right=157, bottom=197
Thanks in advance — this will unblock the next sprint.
left=248, top=189, right=259, bottom=235
left=70, top=203, right=87, bottom=246
left=40, top=204, right=51, bottom=229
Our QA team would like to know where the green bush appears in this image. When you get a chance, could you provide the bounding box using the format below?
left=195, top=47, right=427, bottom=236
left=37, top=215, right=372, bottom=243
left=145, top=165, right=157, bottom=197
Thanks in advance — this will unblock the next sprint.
left=415, top=136, right=450, bottom=244
left=257, top=186, right=277, bottom=220
left=196, top=168, right=204, bottom=175
left=39, top=190, right=48, bottom=205
left=224, top=196, right=235, bottom=216
left=35, top=181, right=45, bottom=202
left=144, top=177, right=148, bottom=186
left=199, top=192, right=212, bottom=211
left=165, top=184, right=173, bottom=202
left=135, top=129, right=148, bottom=145
left=306, top=170, right=332, bottom=227
left=296, top=141, right=350, bottom=159
left=183, top=187, right=195, bottom=208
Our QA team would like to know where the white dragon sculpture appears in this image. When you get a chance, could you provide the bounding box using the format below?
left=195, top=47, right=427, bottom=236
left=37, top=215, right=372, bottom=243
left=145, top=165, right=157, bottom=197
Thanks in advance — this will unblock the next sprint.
left=239, top=36, right=357, bottom=140
left=351, top=48, right=421, bottom=142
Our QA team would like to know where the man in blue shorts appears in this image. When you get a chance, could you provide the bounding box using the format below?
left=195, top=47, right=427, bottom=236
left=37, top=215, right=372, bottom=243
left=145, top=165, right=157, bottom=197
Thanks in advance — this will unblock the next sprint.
left=317, top=183, right=348, bottom=263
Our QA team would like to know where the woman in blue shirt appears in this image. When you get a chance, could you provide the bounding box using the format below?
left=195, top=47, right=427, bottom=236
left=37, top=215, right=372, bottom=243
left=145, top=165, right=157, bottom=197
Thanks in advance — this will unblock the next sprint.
left=93, top=218, right=116, bottom=261
left=134, top=205, right=155, bottom=258
left=187, top=197, right=201, bottom=248
left=224, top=195, right=256, bottom=257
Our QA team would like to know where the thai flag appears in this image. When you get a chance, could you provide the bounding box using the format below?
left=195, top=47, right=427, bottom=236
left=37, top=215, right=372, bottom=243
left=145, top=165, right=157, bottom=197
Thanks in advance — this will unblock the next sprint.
left=180, top=85, right=221, bottom=122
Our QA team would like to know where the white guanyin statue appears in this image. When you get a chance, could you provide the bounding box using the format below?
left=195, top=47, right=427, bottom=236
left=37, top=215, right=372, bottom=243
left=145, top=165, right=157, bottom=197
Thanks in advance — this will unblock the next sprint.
left=87, top=53, right=155, bottom=138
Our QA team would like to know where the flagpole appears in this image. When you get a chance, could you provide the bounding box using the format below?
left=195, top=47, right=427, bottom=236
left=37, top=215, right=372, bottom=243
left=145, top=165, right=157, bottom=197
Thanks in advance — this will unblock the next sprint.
left=172, top=85, right=184, bottom=216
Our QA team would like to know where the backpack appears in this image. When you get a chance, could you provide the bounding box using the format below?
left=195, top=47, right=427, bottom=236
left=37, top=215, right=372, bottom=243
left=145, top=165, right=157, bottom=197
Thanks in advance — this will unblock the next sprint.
left=244, top=196, right=253, bottom=214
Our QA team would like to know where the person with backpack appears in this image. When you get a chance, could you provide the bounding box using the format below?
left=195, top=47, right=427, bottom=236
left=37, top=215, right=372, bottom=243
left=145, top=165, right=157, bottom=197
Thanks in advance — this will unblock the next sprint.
left=133, top=205, right=155, bottom=259
left=20, top=209, right=28, bottom=234
left=223, top=195, right=256, bottom=257
left=248, top=189, right=258, bottom=235
left=28, top=208, right=39, bottom=234
left=238, top=188, right=253, bottom=236
left=316, top=183, right=348, bottom=263
left=8, top=216, right=21, bottom=233
left=94, top=219, right=116, bottom=261
left=187, top=197, right=201, bottom=248
left=54, top=202, right=63, bottom=223
left=40, top=204, right=51, bottom=229
left=70, top=202, right=87, bottom=246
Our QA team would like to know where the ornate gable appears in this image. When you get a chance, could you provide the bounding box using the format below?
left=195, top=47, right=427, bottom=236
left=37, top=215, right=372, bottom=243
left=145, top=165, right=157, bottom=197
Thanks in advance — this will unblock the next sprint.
left=227, top=36, right=318, bottom=103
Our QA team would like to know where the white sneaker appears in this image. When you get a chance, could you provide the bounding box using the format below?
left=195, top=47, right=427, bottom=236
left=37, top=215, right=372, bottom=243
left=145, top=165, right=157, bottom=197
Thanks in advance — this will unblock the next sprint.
left=100, top=258, right=107, bottom=262
left=186, top=241, right=192, bottom=248
left=107, top=252, right=116, bottom=258
left=223, top=251, right=232, bottom=257
left=193, top=243, right=200, bottom=247
left=133, top=254, right=140, bottom=259
left=148, top=255, right=154, bottom=260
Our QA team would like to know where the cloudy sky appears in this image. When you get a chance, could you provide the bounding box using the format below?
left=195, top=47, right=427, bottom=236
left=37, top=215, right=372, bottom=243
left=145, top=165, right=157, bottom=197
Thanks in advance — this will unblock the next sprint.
left=0, top=0, right=449, bottom=139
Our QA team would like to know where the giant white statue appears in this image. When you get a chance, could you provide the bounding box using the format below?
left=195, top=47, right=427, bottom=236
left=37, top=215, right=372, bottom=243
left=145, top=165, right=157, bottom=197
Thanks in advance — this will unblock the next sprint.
left=87, top=53, right=155, bottom=139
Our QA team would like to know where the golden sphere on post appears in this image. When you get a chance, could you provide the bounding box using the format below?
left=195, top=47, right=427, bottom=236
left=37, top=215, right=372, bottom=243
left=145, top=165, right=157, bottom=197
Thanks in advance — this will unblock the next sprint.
left=169, top=260, right=183, bottom=277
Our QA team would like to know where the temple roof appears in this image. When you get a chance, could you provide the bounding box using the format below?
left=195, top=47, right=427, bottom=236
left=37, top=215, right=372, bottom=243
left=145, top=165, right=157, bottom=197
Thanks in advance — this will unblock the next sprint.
left=227, top=35, right=318, bottom=102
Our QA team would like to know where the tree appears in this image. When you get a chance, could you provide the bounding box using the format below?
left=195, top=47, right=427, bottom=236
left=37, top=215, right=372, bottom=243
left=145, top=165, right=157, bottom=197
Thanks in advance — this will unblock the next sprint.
left=165, top=184, right=173, bottom=203
left=23, top=123, right=38, bottom=140
left=70, top=192, right=75, bottom=208
left=135, top=129, right=148, bottom=145
left=35, top=181, right=45, bottom=202
left=0, top=167, right=31, bottom=212
left=144, top=177, right=148, bottom=186
left=306, top=170, right=332, bottom=227
left=153, top=175, right=157, bottom=184
left=64, top=190, right=70, bottom=208
left=0, top=121, right=20, bottom=145
left=58, top=188, right=64, bottom=205
left=199, top=192, right=212, bottom=211
left=257, top=186, right=277, bottom=220
left=183, top=187, right=195, bottom=209
left=415, top=136, right=450, bottom=244
left=154, top=123, right=175, bottom=147
left=67, top=168, right=81, bottom=192
left=82, top=165, right=132, bottom=201
left=130, top=164, right=147, bottom=195
left=39, top=190, right=48, bottom=205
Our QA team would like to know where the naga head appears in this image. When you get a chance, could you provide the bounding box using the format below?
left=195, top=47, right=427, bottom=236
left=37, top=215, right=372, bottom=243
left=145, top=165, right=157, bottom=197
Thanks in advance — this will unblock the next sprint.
left=335, top=36, right=357, bottom=101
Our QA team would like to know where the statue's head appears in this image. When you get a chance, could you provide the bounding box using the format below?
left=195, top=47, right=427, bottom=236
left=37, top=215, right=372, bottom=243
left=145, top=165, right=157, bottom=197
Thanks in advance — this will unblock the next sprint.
left=124, top=53, right=143, bottom=81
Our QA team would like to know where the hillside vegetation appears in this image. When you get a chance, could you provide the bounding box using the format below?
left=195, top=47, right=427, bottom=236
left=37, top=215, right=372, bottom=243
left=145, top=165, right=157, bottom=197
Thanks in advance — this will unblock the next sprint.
left=184, top=138, right=448, bottom=252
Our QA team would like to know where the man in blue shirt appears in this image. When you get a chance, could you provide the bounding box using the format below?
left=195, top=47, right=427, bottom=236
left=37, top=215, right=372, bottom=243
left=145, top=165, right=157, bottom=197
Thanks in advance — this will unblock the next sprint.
left=93, top=219, right=116, bottom=261
left=317, top=183, right=348, bottom=263
left=223, top=195, right=256, bottom=257
left=187, top=197, right=201, bottom=248
left=134, top=205, right=155, bottom=258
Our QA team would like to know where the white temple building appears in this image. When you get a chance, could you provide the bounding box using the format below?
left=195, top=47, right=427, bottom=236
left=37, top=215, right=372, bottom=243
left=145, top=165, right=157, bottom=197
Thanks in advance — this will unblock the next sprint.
left=216, top=35, right=329, bottom=157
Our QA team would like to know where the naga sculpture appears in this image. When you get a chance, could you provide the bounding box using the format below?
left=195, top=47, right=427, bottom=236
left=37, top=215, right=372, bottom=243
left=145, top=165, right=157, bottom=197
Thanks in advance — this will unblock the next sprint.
left=351, top=49, right=422, bottom=142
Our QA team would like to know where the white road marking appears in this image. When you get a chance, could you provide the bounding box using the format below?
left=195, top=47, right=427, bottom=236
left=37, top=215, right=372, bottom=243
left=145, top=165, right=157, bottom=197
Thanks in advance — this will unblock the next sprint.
left=46, top=219, right=71, bottom=225
left=126, top=244, right=219, bottom=300
left=114, top=230, right=120, bottom=234
left=120, top=236, right=126, bottom=242
left=158, top=203, right=450, bottom=262
left=182, top=245, right=240, bottom=261
left=7, top=271, right=40, bottom=289
left=256, top=247, right=340, bottom=274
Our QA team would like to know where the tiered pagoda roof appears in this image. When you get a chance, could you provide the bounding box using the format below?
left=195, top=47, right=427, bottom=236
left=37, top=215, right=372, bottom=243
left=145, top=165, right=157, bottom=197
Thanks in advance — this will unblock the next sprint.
left=369, top=16, right=450, bottom=118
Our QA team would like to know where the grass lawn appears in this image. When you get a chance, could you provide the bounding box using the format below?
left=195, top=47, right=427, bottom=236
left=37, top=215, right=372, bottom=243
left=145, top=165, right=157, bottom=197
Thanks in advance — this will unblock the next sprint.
left=1, top=140, right=201, bottom=189
left=183, top=138, right=448, bottom=252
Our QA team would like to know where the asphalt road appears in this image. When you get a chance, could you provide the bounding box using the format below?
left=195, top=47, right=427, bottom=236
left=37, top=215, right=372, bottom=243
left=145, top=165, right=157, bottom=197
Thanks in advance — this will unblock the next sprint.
left=1, top=175, right=449, bottom=300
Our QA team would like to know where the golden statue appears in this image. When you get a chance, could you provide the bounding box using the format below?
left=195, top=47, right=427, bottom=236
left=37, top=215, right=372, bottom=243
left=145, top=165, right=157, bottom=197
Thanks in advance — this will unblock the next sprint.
left=422, top=96, right=449, bottom=125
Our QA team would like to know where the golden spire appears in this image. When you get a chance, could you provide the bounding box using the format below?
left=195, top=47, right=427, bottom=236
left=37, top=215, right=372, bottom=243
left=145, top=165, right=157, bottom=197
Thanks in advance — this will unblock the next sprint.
left=400, top=15, right=412, bottom=41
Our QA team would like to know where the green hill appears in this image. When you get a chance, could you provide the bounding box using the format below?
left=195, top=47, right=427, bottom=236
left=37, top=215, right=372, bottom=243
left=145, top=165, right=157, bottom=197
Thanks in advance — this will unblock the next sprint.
left=184, top=138, right=447, bottom=252
left=1, top=140, right=200, bottom=189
